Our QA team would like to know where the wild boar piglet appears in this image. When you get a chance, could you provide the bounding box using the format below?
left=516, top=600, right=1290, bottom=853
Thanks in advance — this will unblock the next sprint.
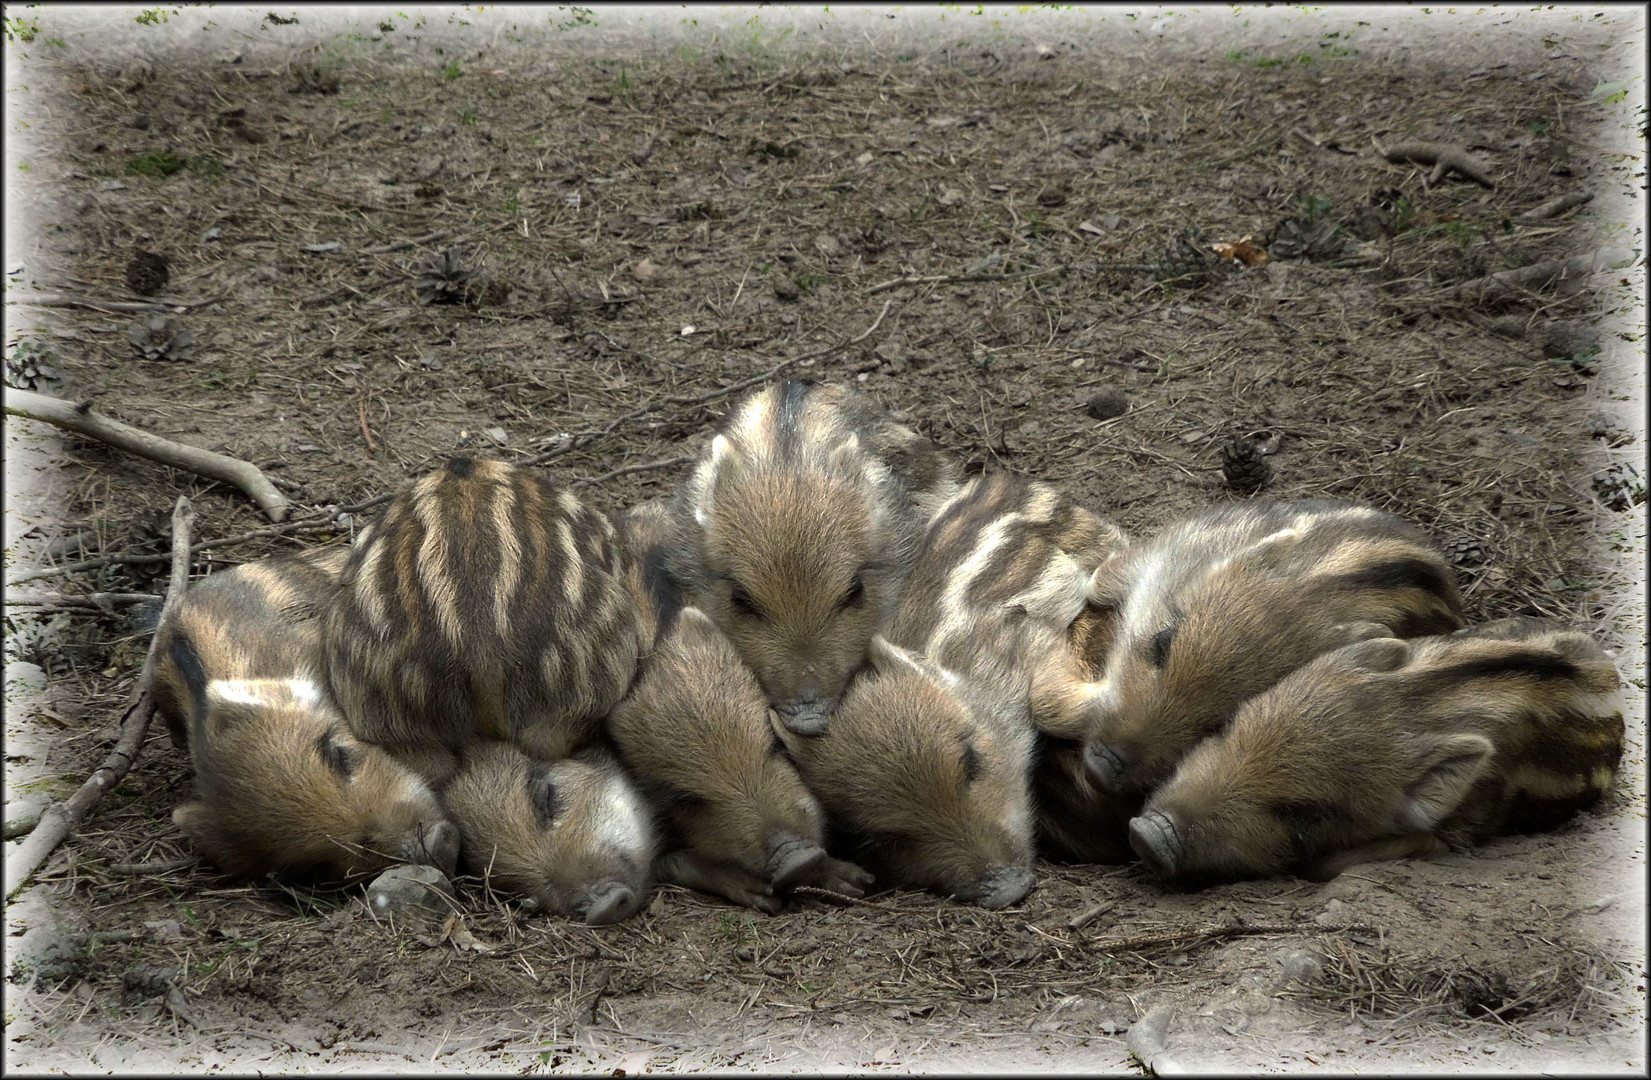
left=670, top=381, right=960, bottom=735
left=782, top=473, right=1134, bottom=902
left=1130, top=617, right=1625, bottom=886
left=324, top=456, right=639, bottom=784
left=443, top=741, right=655, bottom=925
left=607, top=501, right=871, bottom=912
left=155, top=548, right=458, bottom=881
left=1082, top=498, right=1464, bottom=796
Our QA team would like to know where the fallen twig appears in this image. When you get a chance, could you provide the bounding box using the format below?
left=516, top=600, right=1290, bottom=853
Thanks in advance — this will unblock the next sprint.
left=5, top=292, right=225, bottom=314
left=1448, top=247, right=1634, bottom=302
left=105, top=855, right=199, bottom=876
left=5, top=506, right=373, bottom=587
left=520, top=299, right=893, bottom=469
left=361, top=230, right=449, bottom=255
left=1516, top=190, right=1593, bottom=222
left=575, top=455, right=694, bottom=488
left=1375, top=138, right=1495, bottom=189
left=4, top=590, right=162, bottom=611
left=1066, top=900, right=1118, bottom=931
left=3, top=812, right=42, bottom=841
left=4, top=498, right=193, bottom=900
left=5, top=389, right=290, bottom=522
left=1090, top=921, right=1373, bottom=955
left=867, top=266, right=1066, bottom=294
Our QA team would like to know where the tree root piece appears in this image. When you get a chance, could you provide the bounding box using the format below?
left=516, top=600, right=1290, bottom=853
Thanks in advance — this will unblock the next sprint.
left=4, top=388, right=290, bottom=522
left=4, top=498, right=193, bottom=900
left=1376, top=139, right=1496, bottom=188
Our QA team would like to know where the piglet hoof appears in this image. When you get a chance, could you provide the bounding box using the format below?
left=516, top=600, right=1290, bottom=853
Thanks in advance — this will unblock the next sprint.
left=813, top=856, right=875, bottom=898
left=1128, top=810, right=1180, bottom=879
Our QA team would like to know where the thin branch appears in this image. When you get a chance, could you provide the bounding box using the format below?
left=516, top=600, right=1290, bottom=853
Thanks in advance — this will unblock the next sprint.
left=1516, top=190, right=1593, bottom=222
left=4, top=590, right=163, bottom=611
left=867, top=267, right=1066, bottom=294
left=5, top=497, right=194, bottom=900
left=6, top=292, right=226, bottom=314
left=5, top=502, right=380, bottom=587
left=520, top=299, right=893, bottom=469
left=105, top=856, right=199, bottom=877
left=1448, top=247, right=1634, bottom=303
left=5, top=389, right=290, bottom=522
left=574, top=455, right=694, bottom=488
left=1374, top=138, right=1496, bottom=189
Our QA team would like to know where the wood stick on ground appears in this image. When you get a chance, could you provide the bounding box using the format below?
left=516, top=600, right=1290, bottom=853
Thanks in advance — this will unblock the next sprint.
left=1448, top=247, right=1634, bottom=303
left=1516, top=190, right=1594, bottom=222
left=1375, top=139, right=1496, bottom=189
left=4, top=497, right=194, bottom=900
left=6, top=292, right=225, bottom=314
left=4, top=590, right=163, bottom=611
left=5, top=389, right=290, bottom=522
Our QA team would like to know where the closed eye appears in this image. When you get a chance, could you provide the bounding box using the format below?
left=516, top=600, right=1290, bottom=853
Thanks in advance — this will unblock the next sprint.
left=1150, top=626, right=1175, bottom=669
left=729, top=583, right=762, bottom=619
left=837, top=573, right=866, bottom=611
left=317, top=731, right=360, bottom=779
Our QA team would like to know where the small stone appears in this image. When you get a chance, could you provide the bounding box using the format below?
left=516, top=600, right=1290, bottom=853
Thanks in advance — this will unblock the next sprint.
left=143, top=919, right=186, bottom=943
left=366, top=865, right=455, bottom=925
left=1278, top=947, right=1326, bottom=984
left=1084, top=386, right=1130, bottom=420
left=483, top=426, right=509, bottom=446
left=1313, top=898, right=1346, bottom=926
left=772, top=276, right=800, bottom=302
left=1484, top=314, right=1528, bottom=338
left=813, top=233, right=842, bottom=259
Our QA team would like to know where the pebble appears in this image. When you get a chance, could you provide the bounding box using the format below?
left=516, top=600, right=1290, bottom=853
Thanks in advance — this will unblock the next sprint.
left=1277, top=946, right=1327, bottom=984
left=366, top=865, right=455, bottom=925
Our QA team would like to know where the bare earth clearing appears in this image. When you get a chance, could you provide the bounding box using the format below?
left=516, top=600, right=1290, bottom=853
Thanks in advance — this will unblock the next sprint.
left=3, top=5, right=1646, bottom=1073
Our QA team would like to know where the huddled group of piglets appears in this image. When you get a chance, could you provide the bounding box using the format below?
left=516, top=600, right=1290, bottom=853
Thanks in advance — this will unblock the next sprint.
left=154, top=381, right=1625, bottom=923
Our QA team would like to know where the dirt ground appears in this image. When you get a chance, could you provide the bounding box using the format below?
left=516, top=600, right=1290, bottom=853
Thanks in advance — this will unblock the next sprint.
left=3, top=4, right=1646, bottom=1073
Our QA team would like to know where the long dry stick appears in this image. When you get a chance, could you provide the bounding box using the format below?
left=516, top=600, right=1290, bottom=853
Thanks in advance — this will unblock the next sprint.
left=4, top=497, right=194, bottom=900
left=5, top=304, right=896, bottom=586
left=4, top=590, right=163, bottom=610
left=5, top=389, right=290, bottom=522
left=1449, top=247, right=1634, bottom=302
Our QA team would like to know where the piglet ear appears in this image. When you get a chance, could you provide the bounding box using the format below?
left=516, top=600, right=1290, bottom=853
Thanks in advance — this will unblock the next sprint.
left=692, top=434, right=741, bottom=528
left=676, top=605, right=721, bottom=639
left=203, top=678, right=321, bottom=736
left=1401, top=733, right=1494, bottom=831
left=1085, top=552, right=1130, bottom=610
left=866, top=634, right=928, bottom=680
left=823, top=432, right=865, bottom=483
left=1336, top=634, right=1411, bottom=673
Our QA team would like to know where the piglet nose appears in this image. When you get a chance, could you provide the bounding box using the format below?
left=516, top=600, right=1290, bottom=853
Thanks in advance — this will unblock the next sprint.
left=1084, top=741, right=1131, bottom=793
left=581, top=881, right=641, bottom=926
left=776, top=697, right=830, bottom=737
left=1128, top=810, right=1180, bottom=878
left=766, top=833, right=827, bottom=891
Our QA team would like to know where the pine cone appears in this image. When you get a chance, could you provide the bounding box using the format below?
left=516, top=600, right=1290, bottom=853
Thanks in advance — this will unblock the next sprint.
left=1219, top=435, right=1272, bottom=495
left=1269, top=218, right=1345, bottom=261
left=125, top=250, right=170, bottom=296
left=128, top=315, right=196, bottom=362
left=1153, top=228, right=1219, bottom=282
left=4, top=343, right=64, bottom=390
left=1441, top=534, right=1488, bottom=567
left=1593, top=462, right=1646, bottom=512
left=415, top=248, right=477, bottom=306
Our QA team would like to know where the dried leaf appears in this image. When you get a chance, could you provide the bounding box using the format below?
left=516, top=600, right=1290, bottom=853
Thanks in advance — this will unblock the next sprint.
left=1210, top=235, right=1270, bottom=266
